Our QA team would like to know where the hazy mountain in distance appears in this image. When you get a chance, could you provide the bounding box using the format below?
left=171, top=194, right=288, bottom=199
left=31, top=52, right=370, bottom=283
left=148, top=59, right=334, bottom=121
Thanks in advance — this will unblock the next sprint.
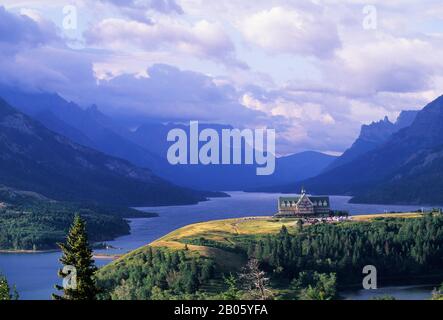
left=260, top=151, right=337, bottom=187
left=127, top=122, right=337, bottom=190
left=279, top=95, right=443, bottom=205
left=0, top=85, right=166, bottom=174
left=325, top=111, right=418, bottom=171
left=0, top=86, right=336, bottom=191
left=0, top=98, right=220, bottom=206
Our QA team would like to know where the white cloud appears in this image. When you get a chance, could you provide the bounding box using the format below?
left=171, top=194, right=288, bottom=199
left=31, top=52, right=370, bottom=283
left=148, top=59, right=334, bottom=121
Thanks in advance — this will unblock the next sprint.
left=240, top=6, right=341, bottom=58
left=3, top=1, right=443, bottom=155
left=242, top=93, right=336, bottom=125
left=85, top=17, right=246, bottom=68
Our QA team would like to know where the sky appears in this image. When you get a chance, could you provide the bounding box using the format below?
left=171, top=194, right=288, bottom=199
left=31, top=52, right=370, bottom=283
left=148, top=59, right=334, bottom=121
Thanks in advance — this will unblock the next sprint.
left=1, top=0, right=443, bottom=156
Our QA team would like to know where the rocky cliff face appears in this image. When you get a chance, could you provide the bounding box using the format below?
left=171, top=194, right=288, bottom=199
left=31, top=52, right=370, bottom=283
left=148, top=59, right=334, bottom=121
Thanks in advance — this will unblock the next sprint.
left=301, top=95, right=443, bottom=204
left=326, top=111, right=418, bottom=171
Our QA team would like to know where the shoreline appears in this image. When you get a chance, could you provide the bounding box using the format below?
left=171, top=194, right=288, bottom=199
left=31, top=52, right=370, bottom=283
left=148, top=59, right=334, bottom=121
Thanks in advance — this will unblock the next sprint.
left=0, top=249, right=122, bottom=260
left=1, top=211, right=427, bottom=255
left=94, top=254, right=122, bottom=260
left=0, top=249, right=59, bottom=254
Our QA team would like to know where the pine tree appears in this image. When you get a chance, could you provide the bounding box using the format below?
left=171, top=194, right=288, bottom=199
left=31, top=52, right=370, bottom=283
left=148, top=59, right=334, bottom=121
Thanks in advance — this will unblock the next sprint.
left=221, top=274, right=241, bottom=300
left=0, top=274, right=18, bottom=300
left=53, top=215, right=98, bottom=300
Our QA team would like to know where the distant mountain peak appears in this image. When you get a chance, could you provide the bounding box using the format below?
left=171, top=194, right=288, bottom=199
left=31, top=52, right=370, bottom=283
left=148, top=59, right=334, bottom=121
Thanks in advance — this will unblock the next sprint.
left=325, top=108, right=418, bottom=172
left=292, top=94, right=443, bottom=205
left=359, top=117, right=395, bottom=142
left=0, top=98, right=216, bottom=206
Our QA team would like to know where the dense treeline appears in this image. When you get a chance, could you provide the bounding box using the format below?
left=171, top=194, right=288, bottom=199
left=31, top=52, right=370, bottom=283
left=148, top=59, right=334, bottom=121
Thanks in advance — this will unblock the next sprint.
left=0, top=186, right=157, bottom=218
left=97, top=247, right=216, bottom=300
left=0, top=210, right=130, bottom=250
left=0, top=188, right=158, bottom=250
left=247, top=215, right=443, bottom=285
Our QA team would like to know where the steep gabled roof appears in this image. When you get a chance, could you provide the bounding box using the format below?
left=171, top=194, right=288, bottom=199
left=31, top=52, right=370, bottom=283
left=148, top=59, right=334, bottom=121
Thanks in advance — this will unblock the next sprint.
left=279, top=195, right=329, bottom=206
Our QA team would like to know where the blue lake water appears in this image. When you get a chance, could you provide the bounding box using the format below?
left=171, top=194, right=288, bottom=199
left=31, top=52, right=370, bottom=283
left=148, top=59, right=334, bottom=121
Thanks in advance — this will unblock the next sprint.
left=0, top=192, right=435, bottom=300
left=342, top=285, right=434, bottom=300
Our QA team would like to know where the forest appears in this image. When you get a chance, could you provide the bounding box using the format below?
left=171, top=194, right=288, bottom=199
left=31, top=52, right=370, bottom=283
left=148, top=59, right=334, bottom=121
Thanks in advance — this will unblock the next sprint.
left=247, top=214, right=443, bottom=285
left=97, top=213, right=443, bottom=300
left=0, top=194, right=157, bottom=250
left=97, top=247, right=217, bottom=300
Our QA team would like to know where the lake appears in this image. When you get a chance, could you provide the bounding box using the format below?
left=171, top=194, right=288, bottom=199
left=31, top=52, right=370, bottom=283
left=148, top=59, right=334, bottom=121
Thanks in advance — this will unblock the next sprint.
left=0, top=192, right=435, bottom=300
left=342, top=285, right=434, bottom=300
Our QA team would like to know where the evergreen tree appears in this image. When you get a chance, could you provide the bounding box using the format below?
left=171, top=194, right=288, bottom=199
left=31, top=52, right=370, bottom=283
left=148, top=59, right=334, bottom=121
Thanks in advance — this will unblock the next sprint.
left=0, top=274, right=18, bottom=300
left=221, top=274, right=241, bottom=300
left=53, top=215, right=98, bottom=300
left=291, top=271, right=337, bottom=300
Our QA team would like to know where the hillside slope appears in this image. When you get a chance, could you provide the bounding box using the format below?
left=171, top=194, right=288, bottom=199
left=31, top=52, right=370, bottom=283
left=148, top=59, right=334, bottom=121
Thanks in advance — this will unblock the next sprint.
left=0, top=98, right=218, bottom=206
left=96, top=213, right=441, bottom=300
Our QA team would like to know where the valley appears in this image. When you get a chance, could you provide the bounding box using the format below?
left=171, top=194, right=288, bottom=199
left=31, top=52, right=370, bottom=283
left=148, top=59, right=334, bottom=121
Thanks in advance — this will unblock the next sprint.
left=1, top=192, right=434, bottom=300
left=1, top=1, right=443, bottom=306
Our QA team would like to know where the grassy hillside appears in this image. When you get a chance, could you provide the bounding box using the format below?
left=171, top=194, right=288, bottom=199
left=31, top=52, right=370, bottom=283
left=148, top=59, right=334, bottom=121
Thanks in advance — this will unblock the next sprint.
left=149, top=217, right=299, bottom=270
left=99, top=217, right=295, bottom=274
left=97, top=212, right=443, bottom=300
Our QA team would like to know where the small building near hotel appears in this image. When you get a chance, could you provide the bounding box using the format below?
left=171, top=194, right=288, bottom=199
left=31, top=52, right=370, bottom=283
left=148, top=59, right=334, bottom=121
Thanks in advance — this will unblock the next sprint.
left=276, top=188, right=330, bottom=218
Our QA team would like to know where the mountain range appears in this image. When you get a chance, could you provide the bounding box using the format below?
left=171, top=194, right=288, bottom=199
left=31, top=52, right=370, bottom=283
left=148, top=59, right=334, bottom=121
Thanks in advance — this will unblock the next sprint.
left=325, top=111, right=418, bottom=171
left=4, top=84, right=443, bottom=205
left=127, top=122, right=336, bottom=190
left=0, top=97, right=220, bottom=206
left=0, top=86, right=336, bottom=191
left=263, top=95, right=443, bottom=205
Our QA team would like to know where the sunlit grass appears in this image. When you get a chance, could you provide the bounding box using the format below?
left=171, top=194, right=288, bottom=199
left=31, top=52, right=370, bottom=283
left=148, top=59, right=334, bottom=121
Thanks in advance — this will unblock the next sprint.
left=351, top=212, right=423, bottom=221
left=102, top=212, right=430, bottom=273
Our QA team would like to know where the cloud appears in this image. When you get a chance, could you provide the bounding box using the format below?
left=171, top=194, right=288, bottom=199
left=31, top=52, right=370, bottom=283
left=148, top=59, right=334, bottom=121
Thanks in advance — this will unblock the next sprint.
left=240, top=6, right=341, bottom=59
left=85, top=17, right=246, bottom=68
left=105, top=0, right=183, bottom=14
left=99, top=0, right=183, bottom=23
left=89, top=64, right=259, bottom=122
left=0, top=6, right=67, bottom=90
left=241, top=93, right=336, bottom=125
left=2, top=2, right=443, bottom=156
left=0, top=6, right=58, bottom=55
left=239, top=88, right=357, bottom=154
left=321, top=36, right=442, bottom=96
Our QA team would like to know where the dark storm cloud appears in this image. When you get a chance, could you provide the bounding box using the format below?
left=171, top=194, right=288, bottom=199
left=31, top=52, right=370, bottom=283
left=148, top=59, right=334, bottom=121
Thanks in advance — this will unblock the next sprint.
left=0, top=6, right=58, bottom=55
